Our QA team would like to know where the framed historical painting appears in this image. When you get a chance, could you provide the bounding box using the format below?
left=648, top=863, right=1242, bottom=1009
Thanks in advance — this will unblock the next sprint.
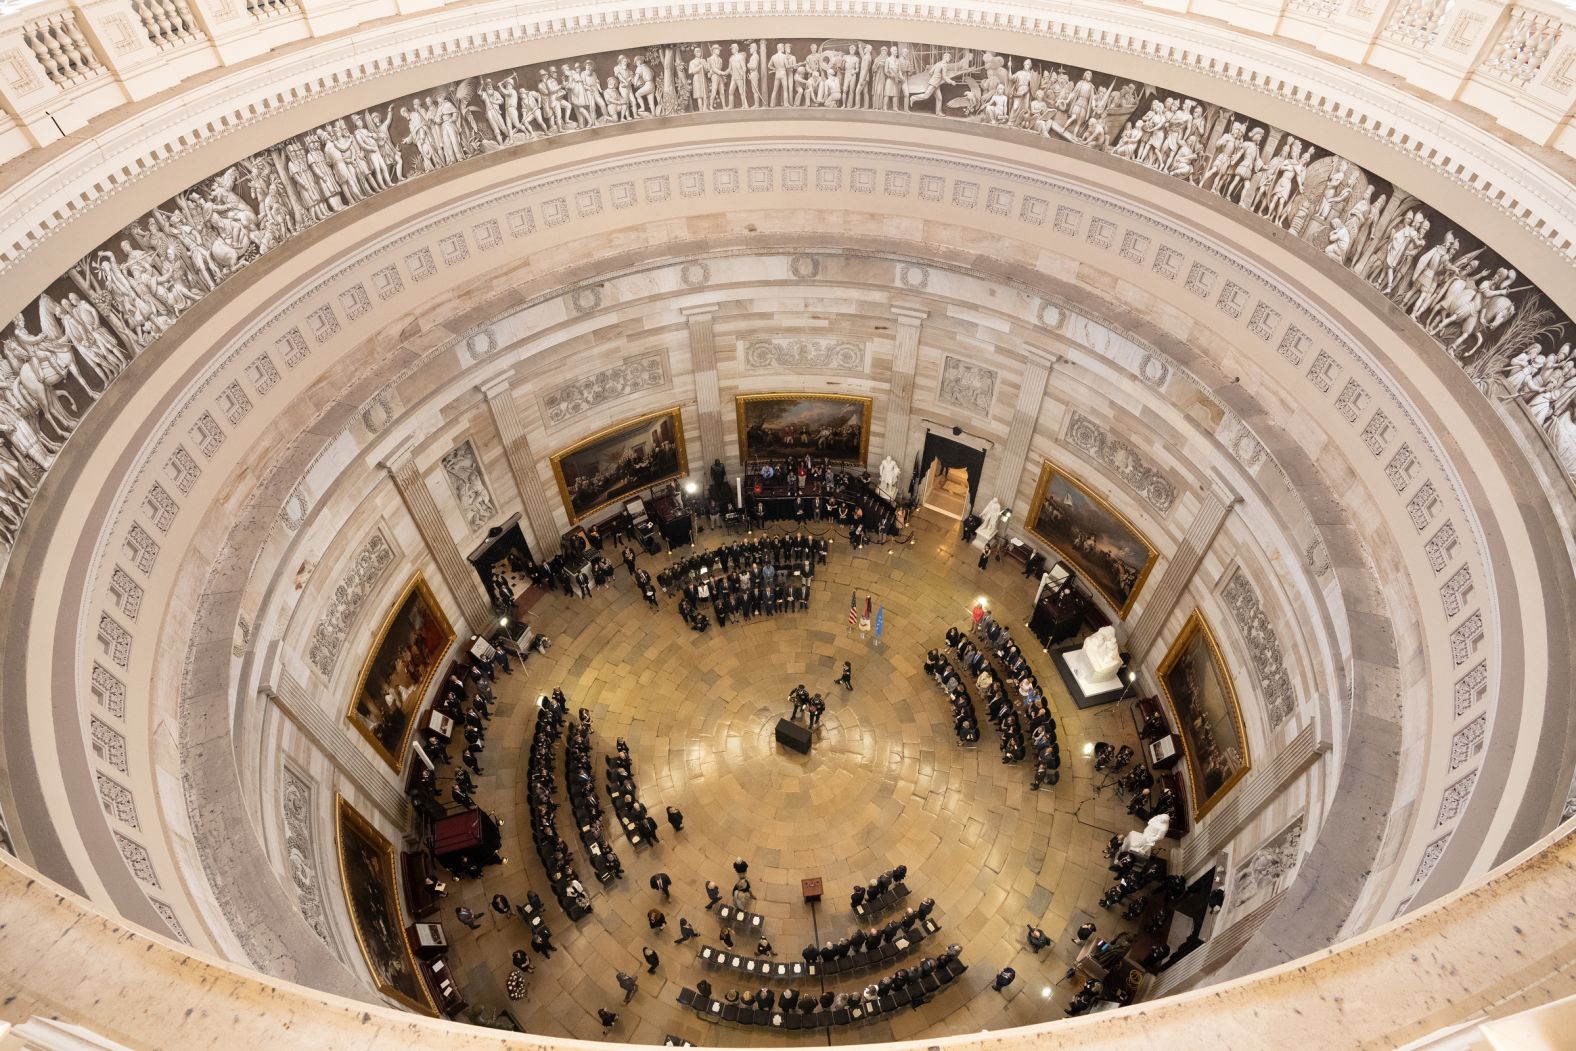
left=549, top=406, right=688, bottom=523
left=348, top=574, right=454, bottom=772
left=1155, top=609, right=1251, bottom=820
left=334, top=796, right=436, bottom=1015
left=735, top=393, right=872, bottom=465
left=1026, top=459, right=1158, bottom=618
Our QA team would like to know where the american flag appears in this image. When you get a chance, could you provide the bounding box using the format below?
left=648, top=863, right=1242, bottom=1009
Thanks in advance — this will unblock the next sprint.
left=848, top=591, right=858, bottom=626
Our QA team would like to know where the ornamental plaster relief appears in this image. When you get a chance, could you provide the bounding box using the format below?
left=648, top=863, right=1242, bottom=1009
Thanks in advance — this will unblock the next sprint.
left=539, top=353, right=670, bottom=428
left=437, top=440, right=496, bottom=533
left=1231, top=814, right=1305, bottom=910
left=12, top=132, right=1521, bottom=949
left=0, top=30, right=1569, bottom=576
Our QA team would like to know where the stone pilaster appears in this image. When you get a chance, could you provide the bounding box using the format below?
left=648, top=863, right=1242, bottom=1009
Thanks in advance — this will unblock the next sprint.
left=993, top=351, right=1054, bottom=508
left=480, top=379, right=561, bottom=557
left=884, top=305, right=929, bottom=472
left=682, top=304, right=725, bottom=470
left=379, top=443, right=495, bottom=632
left=1127, top=473, right=1240, bottom=657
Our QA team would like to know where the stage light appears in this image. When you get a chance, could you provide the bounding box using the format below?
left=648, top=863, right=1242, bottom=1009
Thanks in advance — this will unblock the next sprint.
left=684, top=481, right=699, bottom=494
left=498, top=616, right=509, bottom=627
left=1081, top=741, right=1095, bottom=756
left=1041, top=986, right=1053, bottom=999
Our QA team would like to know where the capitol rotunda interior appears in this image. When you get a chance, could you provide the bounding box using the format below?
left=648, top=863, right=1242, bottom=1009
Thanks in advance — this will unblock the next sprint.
left=0, top=0, right=1574, bottom=1047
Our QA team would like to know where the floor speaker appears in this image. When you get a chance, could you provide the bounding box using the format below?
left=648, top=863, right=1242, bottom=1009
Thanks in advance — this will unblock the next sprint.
left=775, top=718, right=811, bottom=754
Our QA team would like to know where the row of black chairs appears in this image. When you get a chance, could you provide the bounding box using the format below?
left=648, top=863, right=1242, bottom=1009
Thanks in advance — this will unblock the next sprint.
left=527, top=694, right=592, bottom=921
left=565, top=718, right=623, bottom=884
left=927, top=649, right=983, bottom=745
left=814, top=917, right=941, bottom=976
left=677, top=955, right=966, bottom=1030
left=604, top=745, right=659, bottom=848
left=695, top=946, right=818, bottom=981
left=853, top=880, right=910, bottom=920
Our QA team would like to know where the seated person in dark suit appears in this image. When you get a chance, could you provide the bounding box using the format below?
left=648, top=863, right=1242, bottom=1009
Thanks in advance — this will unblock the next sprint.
left=696, top=978, right=712, bottom=999
left=802, top=944, right=820, bottom=963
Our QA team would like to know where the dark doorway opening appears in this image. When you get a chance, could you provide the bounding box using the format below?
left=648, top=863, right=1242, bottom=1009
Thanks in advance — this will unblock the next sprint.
left=467, top=515, right=534, bottom=616
left=911, top=430, right=987, bottom=511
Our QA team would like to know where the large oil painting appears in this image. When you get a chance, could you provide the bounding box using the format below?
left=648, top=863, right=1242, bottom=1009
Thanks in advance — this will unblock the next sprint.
left=349, top=574, right=454, bottom=771
left=335, top=796, right=435, bottom=1015
left=736, top=393, right=871, bottom=465
left=1156, top=610, right=1250, bottom=820
left=550, top=407, right=687, bottom=522
left=1026, top=460, right=1158, bottom=618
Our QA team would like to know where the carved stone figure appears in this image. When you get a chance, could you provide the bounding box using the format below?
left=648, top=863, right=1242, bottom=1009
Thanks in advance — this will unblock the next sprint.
left=1082, top=625, right=1122, bottom=681
left=877, top=455, right=901, bottom=501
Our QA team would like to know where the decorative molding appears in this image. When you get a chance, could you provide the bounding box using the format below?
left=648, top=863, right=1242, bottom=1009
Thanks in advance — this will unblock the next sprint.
left=281, top=766, right=332, bottom=947
left=1436, top=769, right=1479, bottom=826
left=1414, top=833, right=1451, bottom=884
left=936, top=355, right=997, bottom=415
left=1221, top=567, right=1298, bottom=729
left=1063, top=411, right=1178, bottom=513
left=540, top=353, right=669, bottom=427
left=739, top=337, right=865, bottom=373
left=306, top=532, right=394, bottom=678
left=1231, top=814, right=1303, bottom=909
left=439, top=440, right=497, bottom=533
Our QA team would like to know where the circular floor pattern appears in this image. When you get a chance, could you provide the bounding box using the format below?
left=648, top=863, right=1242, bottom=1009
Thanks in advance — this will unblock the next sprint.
left=441, top=510, right=1146, bottom=1044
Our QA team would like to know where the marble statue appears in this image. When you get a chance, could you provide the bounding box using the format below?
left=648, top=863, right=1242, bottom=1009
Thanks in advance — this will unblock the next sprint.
left=1082, top=625, right=1122, bottom=681
left=877, top=455, right=900, bottom=501
left=973, top=496, right=1003, bottom=548
left=1121, top=813, right=1170, bottom=858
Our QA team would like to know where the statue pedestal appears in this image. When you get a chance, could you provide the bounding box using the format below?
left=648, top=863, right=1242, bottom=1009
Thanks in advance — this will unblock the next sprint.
left=1050, top=642, right=1128, bottom=710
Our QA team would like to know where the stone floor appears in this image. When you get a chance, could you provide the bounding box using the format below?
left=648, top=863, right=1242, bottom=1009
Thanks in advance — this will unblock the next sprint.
left=440, top=509, right=1144, bottom=1043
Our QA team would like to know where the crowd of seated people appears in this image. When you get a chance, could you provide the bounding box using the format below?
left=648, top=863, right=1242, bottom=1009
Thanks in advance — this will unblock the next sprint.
left=605, top=738, right=663, bottom=847
left=565, top=711, right=625, bottom=884
left=801, top=898, right=936, bottom=970
left=529, top=690, right=594, bottom=920
left=924, top=648, right=981, bottom=744
left=945, top=609, right=1062, bottom=788
left=682, top=943, right=965, bottom=1028
left=848, top=866, right=910, bottom=911
left=408, top=644, right=514, bottom=828
left=658, top=532, right=826, bottom=631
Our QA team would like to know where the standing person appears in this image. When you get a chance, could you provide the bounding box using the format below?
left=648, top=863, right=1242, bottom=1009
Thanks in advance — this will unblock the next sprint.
left=666, top=805, right=684, bottom=832
left=1027, top=925, right=1051, bottom=952
left=623, top=546, right=638, bottom=576
left=650, top=872, right=672, bottom=899
left=643, top=946, right=661, bottom=974
left=454, top=906, right=481, bottom=930
left=617, top=971, right=639, bottom=1003
left=809, top=694, right=825, bottom=729
left=705, top=880, right=722, bottom=910
left=978, top=540, right=992, bottom=571
left=674, top=917, right=699, bottom=944
left=836, top=660, right=853, bottom=691
left=733, top=858, right=749, bottom=876
left=991, top=966, right=1016, bottom=992
left=647, top=907, right=667, bottom=931
left=597, top=1008, right=618, bottom=1032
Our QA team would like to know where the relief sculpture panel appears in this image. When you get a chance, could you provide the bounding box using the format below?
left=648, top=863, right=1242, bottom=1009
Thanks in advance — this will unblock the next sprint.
left=540, top=353, right=668, bottom=428
left=0, top=30, right=1570, bottom=570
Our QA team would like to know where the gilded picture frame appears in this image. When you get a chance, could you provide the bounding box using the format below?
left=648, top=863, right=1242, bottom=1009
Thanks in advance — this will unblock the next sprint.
left=347, top=573, right=454, bottom=772
left=334, top=795, right=436, bottom=1015
left=735, top=392, right=873, bottom=465
left=549, top=406, right=688, bottom=523
left=1026, top=459, right=1158, bottom=618
left=1155, top=609, right=1251, bottom=820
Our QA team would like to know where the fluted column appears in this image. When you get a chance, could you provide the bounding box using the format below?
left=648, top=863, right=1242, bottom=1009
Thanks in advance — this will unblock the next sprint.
left=884, top=305, right=929, bottom=472
left=379, top=441, right=495, bottom=632
left=682, top=304, right=725, bottom=469
left=480, top=379, right=561, bottom=557
left=993, top=350, right=1054, bottom=507
left=1126, top=473, right=1241, bottom=659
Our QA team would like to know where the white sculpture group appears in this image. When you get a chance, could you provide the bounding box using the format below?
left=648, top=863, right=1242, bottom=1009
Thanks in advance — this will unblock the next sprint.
left=1, top=33, right=1571, bottom=557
